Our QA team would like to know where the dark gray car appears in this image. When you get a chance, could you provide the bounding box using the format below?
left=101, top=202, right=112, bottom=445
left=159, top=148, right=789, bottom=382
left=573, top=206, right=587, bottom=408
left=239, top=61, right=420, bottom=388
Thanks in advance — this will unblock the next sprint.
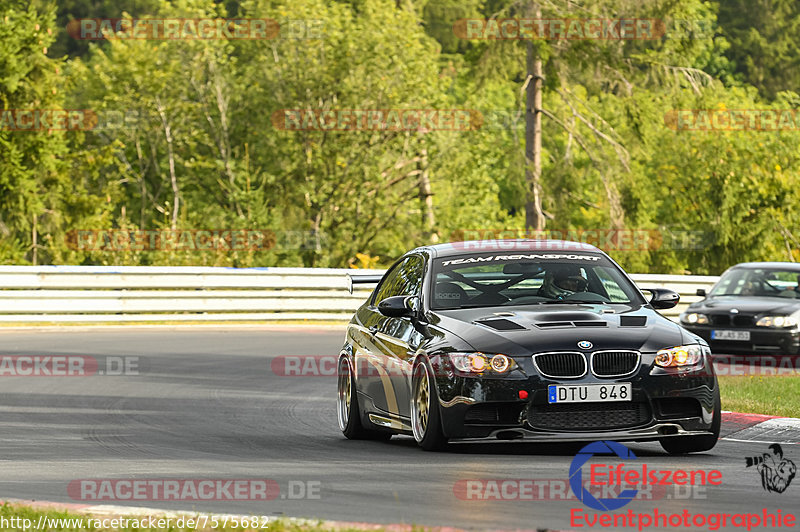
left=680, top=262, right=800, bottom=355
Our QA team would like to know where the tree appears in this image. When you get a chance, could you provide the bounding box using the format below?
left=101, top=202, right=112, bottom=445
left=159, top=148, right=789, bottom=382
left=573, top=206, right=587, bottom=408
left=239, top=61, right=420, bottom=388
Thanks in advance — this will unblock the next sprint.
left=0, top=1, right=67, bottom=264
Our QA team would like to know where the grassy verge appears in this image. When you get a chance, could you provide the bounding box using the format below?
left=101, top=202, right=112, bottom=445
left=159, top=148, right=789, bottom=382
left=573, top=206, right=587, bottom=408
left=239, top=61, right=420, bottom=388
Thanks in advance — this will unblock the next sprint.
left=718, top=375, right=800, bottom=417
left=0, top=503, right=391, bottom=532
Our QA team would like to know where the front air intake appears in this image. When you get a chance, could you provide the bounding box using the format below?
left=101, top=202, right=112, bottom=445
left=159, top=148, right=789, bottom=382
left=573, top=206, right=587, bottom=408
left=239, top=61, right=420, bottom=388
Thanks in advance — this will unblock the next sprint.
left=591, top=350, right=640, bottom=377
left=532, top=352, right=587, bottom=378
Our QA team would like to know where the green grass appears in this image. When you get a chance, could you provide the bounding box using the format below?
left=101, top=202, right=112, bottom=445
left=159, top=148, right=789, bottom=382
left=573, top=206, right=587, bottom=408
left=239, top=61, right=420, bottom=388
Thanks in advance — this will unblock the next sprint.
left=0, top=503, right=392, bottom=532
left=719, top=375, right=800, bottom=417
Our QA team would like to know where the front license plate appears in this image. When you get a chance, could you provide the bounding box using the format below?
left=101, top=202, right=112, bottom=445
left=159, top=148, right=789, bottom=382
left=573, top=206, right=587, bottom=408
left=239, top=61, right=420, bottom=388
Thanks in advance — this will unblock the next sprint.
left=548, top=383, right=631, bottom=404
left=711, top=330, right=750, bottom=341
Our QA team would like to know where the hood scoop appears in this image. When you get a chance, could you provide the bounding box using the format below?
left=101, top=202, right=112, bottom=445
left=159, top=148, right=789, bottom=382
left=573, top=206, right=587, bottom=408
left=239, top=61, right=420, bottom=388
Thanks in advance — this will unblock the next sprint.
left=525, top=311, right=608, bottom=329
left=536, top=321, right=573, bottom=328
left=620, top=315, right=647, bottom=327
left=535, top=320, right=607, bottom=329
left=475, top=318, right=527, bottom=331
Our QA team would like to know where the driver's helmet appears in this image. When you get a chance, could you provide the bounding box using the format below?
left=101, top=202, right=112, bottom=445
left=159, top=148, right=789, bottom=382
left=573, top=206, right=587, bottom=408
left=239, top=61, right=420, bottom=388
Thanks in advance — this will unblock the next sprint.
left=540, top=266, right=588, bottom=299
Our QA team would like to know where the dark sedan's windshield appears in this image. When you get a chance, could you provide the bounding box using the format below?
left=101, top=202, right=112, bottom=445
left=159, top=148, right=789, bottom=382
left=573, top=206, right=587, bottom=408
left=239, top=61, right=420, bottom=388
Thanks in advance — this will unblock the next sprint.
left=430, top=253, right=645, bottom=310
left=710, top=268, right=800, bottom=298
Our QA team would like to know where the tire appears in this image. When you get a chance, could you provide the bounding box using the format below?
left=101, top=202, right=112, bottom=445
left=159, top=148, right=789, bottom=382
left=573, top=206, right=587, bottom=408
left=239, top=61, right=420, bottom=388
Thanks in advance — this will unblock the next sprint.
left=660, top=390, right=721, bottom=454
left=337, top=356, right=391, bottom=441
left=411, top=359, right=448, bottom=451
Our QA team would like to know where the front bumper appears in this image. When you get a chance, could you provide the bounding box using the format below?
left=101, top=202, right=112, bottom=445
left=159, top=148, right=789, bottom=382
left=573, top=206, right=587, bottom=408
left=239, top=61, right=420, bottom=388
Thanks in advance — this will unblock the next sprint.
left=684, top=325, right=800, bottom=355
left=433, top=354, right=718, bottom=441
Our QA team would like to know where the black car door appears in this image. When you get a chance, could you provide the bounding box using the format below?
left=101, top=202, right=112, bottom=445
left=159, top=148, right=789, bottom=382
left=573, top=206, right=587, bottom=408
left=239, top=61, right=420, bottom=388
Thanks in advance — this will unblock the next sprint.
left=359, top=254, right=425, bottom=416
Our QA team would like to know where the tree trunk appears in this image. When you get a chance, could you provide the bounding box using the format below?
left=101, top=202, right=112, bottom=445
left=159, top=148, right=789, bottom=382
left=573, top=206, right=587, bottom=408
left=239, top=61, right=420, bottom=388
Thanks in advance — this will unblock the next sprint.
left=31, top=213, right=37, bottom=266
left=418, top=146, right=437, bottom=243
left=156, top=98, right=180, bottom=230
left=525, top=15, right=546, bottom=232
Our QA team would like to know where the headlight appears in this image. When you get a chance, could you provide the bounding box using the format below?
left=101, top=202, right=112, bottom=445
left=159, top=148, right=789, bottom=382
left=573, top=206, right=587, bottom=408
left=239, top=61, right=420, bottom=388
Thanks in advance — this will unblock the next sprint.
left=655, top=345, right=704, bottom=368
left=681, top=312, right=709, bottom=325
left=755, top=316, right=799, bottom=328
left=447, top=353, right=516, bottom=374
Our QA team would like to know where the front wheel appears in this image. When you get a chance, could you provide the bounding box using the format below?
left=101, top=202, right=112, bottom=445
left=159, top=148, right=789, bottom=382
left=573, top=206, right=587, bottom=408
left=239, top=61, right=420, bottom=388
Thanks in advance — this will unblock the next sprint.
left=337, top=356, right=391, bottom=440
left=660, top=391, right=721, bottom=454
left=411, top=359, right=448, bottom=451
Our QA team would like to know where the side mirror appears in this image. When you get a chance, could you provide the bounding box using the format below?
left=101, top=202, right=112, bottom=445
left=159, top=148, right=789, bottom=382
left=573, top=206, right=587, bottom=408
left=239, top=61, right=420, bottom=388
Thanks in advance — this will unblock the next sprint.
left=696, top=288, right=707, bottom=297
left=643, top=288, right=680, bottom=309
left=378, top=295, right=419, bottom=318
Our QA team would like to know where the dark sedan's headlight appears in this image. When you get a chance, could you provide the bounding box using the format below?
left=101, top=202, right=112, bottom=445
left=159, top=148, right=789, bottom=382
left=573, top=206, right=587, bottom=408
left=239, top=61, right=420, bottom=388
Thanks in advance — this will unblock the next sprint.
left=680, top=312, right=709, bottom=325
left=447, top=352, right=516, bottom=374
left=755, top=316, right=799, bottom=328
left=654, top=345, right=705, bottom=368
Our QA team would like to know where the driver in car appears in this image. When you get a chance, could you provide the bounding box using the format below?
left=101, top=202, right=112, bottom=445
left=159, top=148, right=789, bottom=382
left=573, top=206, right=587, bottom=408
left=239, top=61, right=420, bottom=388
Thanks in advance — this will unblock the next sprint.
left=540, top=267, right=589, bottom=300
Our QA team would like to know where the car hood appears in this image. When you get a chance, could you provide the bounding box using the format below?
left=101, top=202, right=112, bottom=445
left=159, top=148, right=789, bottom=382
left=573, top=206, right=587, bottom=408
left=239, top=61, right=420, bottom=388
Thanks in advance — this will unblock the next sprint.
left=688, top=296, right=800, bottom=315
left=431, top=304, right=689, bottom=356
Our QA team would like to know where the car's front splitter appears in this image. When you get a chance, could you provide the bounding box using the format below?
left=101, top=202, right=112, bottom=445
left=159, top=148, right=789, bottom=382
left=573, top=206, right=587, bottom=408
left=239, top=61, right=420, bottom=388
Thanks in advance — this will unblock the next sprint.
left=448, top=424, right=715, bottom=444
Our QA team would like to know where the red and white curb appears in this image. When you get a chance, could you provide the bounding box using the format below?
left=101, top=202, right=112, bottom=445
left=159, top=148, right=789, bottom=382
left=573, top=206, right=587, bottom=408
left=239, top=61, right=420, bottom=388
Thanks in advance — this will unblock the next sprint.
left=721, top=412, right=800, bottom=444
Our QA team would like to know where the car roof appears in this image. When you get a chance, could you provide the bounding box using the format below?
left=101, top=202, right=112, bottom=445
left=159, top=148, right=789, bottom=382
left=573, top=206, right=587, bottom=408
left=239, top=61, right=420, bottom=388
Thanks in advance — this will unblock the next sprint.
left=411, top=240, right=605, bottom=259
left=730, top=262, right=800, bottom=272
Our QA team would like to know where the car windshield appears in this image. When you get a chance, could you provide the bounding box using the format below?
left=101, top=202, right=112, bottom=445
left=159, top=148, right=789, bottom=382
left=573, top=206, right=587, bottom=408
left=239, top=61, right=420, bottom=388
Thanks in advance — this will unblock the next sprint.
left=429, top=252, right=645, bottom=310
left=709, top=268, right=800, bottom=298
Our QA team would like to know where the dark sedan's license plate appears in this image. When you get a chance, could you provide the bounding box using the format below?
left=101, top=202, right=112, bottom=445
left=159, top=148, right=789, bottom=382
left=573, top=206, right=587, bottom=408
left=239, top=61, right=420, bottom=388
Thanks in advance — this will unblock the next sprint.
left=711, top=330, right=750, bottom=341
left=548, top=383, right=631, bottom=404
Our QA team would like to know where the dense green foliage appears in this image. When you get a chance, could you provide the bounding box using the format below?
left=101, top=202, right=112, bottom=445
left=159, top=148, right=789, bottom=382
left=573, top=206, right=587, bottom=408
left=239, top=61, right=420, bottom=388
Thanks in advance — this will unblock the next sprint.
left=2, top=0, right=800, bottom=273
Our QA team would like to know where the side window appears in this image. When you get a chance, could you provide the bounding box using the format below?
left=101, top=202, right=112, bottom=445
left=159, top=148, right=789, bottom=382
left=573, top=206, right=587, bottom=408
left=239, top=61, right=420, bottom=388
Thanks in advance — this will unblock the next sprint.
left=372, top=255, right=424, bottom=304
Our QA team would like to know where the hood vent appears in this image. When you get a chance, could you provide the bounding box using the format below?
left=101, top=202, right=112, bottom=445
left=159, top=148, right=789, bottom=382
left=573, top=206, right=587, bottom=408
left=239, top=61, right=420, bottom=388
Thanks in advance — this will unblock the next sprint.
left=620, top=316, right=647, bottom=327
left=535, top=321, right=607, bottom=329
left=476, top=318, right=526, bottom=331
left=536, top=321, right=573, bottom=328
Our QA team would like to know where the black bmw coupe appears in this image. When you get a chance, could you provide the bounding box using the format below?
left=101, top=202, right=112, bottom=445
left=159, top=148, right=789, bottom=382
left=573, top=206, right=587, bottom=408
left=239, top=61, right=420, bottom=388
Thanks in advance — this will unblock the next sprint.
left=338, top=240, right=720, bottom=453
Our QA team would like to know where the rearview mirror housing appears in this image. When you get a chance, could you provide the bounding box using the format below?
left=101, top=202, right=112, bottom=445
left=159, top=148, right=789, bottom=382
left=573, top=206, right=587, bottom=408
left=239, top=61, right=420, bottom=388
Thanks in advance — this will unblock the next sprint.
left=643, top=288, right=680, bottom=309
left=378, top=295, right=420, bottom=318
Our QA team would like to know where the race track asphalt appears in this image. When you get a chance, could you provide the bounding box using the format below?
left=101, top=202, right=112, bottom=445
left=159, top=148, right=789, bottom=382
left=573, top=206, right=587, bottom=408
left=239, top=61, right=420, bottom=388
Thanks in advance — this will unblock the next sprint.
left=0, top=327, right=797, bottom=531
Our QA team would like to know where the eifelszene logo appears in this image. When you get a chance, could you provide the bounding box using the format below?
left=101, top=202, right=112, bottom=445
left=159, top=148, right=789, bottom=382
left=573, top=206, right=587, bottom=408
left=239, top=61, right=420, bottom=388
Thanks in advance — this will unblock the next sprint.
left=745, top=444, right=796, bottom=494
left=569, top=440, right=723, bottom=512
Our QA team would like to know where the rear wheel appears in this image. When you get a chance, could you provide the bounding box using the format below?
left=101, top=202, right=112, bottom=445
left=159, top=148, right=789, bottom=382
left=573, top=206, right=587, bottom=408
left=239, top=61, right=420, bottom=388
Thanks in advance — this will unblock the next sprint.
left=660, top=390, right=721, bottom=454
left=411, top=360, right=448, bottom=451
left=337, top=356, right=391, bottom=440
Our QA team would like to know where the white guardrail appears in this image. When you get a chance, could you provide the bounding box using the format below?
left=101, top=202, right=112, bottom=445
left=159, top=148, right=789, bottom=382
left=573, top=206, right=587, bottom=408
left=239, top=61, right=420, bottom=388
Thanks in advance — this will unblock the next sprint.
left=0, top=266, right=720, bottom=323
